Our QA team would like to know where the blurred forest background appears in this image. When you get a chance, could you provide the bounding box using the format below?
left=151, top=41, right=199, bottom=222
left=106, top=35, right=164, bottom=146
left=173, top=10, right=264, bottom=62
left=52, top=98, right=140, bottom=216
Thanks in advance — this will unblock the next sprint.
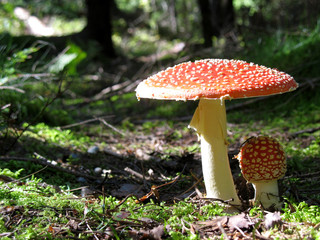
left=0, top=0, right=320, bottom=239
left=1, top=0, right=319, bottom=129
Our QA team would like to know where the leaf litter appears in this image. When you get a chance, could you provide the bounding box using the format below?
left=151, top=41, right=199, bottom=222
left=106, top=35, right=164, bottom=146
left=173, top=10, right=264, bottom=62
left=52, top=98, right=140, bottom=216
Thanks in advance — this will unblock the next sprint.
left=1, top=117, right=320, bottom=239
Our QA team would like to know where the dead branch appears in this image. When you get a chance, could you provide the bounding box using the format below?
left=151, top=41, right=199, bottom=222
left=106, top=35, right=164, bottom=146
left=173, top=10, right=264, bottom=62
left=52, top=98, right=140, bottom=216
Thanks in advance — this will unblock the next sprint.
left=3, top=76, right=64, bottom=154
left=99, top=118, right=125, bottom=136
left=92, top=79, right=133, bottom=101
left=284, top=170, right=320, bottom=179
left=0, top=86, right=25, bottom=93
left=72, top=61, right=155, bottom=108
left=0, top=156, right=101, bottom=181
left=103, top=149, right=125, bottom=159
left=60, top=116, right=113, bottom=129
left=72, top=78, right=141, bottom=109
left=1, top=104, right=11, bottom=110
left=177, top=176, right=203, bottom=198
left=124, top=167, right=150, bottom=181
left=60, top=116, right=124, bottom=135
left=290, top=126, right=320, bottom=137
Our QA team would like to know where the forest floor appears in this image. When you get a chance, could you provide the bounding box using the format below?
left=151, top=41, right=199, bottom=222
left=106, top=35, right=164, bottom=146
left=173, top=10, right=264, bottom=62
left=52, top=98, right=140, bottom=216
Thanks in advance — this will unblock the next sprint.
left=1, top=35, right=320, bottom=239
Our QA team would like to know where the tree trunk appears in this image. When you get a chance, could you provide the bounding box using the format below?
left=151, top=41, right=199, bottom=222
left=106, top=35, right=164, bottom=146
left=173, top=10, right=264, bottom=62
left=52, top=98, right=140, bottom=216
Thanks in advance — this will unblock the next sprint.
left=198, top=0, right=220, bottom=47
left=168, top=0, right=178, bottom=34
left=221, top=0, right=235, bottom=30
left=83, top=0, right=116, bottom=57
left=197, top=0, right=234, bottom=47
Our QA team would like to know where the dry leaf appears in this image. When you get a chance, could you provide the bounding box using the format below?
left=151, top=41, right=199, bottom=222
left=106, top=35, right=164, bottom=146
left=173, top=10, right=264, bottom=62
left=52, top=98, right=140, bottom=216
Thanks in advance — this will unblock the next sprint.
left=47, top=225, right=55, bottom=233
left=114, top=211, right=130, bottom=220
left=129, top=224, right=165, bottom=240
left=0, top=205, right=24, bottom=214
left=67, top=219, right=79, bottom=230
left=263, top=211, right=282, bottom=229
left=227, top=213, right=253, bottom=231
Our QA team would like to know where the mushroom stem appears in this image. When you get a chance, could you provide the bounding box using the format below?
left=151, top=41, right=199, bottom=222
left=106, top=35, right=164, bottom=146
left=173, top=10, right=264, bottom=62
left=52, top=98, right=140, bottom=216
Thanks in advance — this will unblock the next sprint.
left=253, top=181, right=281, bottom=209
left=189, top=98, right=240, bottom=205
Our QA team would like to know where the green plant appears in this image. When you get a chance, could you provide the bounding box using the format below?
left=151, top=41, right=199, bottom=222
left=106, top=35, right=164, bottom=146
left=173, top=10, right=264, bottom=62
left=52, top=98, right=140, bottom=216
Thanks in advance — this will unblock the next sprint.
left=48, top=42, right=87, bottom=75
left=282, top=200, right=320, bottom=224
left=23, top=122, right=92, bottom=151
left=0, top=44, right=38, bottom=90
left=0, top=168, right=23, bottom=178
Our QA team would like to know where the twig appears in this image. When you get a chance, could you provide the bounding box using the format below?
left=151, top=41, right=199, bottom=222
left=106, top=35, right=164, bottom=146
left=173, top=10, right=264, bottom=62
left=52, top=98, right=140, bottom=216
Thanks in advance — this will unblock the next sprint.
left=217, top=222, right=229, bottom=240
left=233, top=225, right=246, bottom=237
left=85, top=220, right=99, bottom=240
left=181, top=218, right=188, bottom=234
left=115, top=194, right=134, bottom=209
left=73, top=61, right=154, bottom=108
left=14, top=73, right=54, bottom=80
left=0, top=156, right=101, bottom=181
left=284, top=170, right=320, bottom=179
left=13, top=165, right=48, bottom=183
left=3, top=76, right=64, bottom=154
left=60, top=116, right=124, bottom=137
left=160, top=164, right=187, bottom=192
left=124, top=167, right=150, bottom=181
left=0, top=232, right=15, bottom=238
left=178, top=176, right=203, bottom=198
left=98, top=118, right=125, bottom=136
left=290, top=126, right=320, bottom=137
left=79, top=79, right=140, bottom=106
left=1, top=104, right=11, bottom=110
left=92, top=79, right=132, bottom=101
left=103, top=149, right=124, bottom=159
left=0, top=86, right=25, bottom=93
left=60, top=116, right=114, bottom=129
left=153, top=175, right=180, bottom=190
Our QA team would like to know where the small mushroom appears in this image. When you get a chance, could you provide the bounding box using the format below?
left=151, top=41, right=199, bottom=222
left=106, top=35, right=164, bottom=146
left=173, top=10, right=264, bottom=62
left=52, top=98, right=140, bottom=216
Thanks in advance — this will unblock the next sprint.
left=236, top=136, right=287, bottom=209
left=136, top=59, right=298, bottom=207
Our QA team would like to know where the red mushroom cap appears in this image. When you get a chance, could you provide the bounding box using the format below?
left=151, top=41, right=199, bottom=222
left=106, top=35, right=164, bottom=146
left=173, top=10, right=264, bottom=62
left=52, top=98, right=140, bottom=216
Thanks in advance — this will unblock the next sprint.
left=136, top=59, right=298, bottom=100
left=236, top=136, right=286, bottom=183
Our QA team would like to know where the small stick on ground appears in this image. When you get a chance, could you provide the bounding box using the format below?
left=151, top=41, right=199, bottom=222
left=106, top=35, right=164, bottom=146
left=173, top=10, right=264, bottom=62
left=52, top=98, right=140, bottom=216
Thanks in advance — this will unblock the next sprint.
left=0, top=156, right=101, bottom=181
left=98, top=118, right=125, bottom=136
left=290, top=126, right=320, bottom=137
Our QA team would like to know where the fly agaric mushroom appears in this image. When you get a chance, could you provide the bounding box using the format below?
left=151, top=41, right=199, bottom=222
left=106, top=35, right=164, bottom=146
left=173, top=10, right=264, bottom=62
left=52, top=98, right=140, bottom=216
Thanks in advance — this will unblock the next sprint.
left=136, top=59, right=298, bottom=207
left=236, top=136, right=286, bottom=209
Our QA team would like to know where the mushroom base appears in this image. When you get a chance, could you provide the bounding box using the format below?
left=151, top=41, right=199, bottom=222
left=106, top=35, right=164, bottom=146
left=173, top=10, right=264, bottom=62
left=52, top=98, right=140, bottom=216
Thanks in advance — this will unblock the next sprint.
left=189, top=98, right=241, bottom=206
left=253, top=181, right=282, bottom=210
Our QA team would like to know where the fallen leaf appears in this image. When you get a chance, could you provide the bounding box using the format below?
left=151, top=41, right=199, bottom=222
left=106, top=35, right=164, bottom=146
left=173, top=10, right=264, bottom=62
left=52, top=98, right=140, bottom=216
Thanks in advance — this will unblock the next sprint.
left=48, top=225, right=55, bottom=233
left=197, top=216, right=228, bottom=226
left=227, top=213, right=253, bottom=231
left=139, top=217, right=156, bottom=224
left=114, top=211, right=130, bottom=220
left=263, top=211, right=282, bottom=229
left=149, top=225, right=165, bottom=240
left=0, top=205, right=24, bottom=214
left=196, top=213, right=255, bottom=234
left=128, top=225, right=165, bottom=240
left=67, top=219, right=79, bottom=230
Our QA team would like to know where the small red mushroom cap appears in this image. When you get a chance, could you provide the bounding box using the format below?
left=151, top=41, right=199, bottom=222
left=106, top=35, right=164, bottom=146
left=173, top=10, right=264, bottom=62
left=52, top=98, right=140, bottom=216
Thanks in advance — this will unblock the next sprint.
left=236, top=136, right=286, bottom=183
left=136, top=59, right=298, bottom=100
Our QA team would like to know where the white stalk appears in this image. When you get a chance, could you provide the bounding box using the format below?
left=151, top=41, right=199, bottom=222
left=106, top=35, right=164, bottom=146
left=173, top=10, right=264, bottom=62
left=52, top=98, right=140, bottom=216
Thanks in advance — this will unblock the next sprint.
left=253, top=181, right=281, bottom=209
left=189, top=98, right=240, bottom=206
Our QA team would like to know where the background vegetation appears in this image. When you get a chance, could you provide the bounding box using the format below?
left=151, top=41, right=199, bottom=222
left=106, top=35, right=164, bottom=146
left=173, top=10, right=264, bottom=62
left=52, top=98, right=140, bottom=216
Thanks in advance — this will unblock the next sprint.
left=0, top=0, right=319, bottom=239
